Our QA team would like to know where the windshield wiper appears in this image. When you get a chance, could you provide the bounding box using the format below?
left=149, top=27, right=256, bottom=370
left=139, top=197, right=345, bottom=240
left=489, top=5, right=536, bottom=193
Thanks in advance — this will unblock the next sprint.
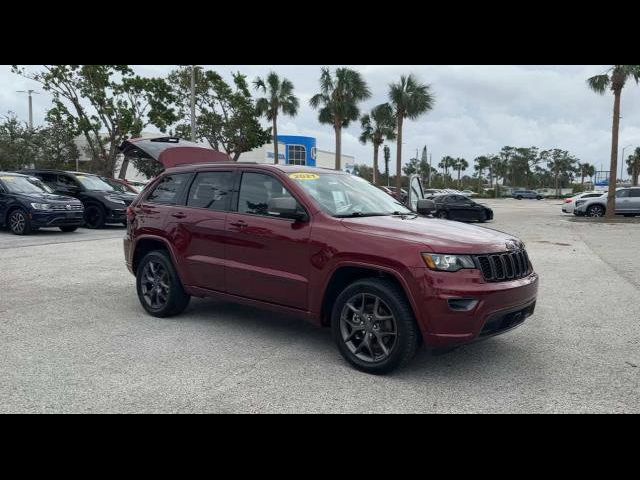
left=335, top=212, right=388, bottom=218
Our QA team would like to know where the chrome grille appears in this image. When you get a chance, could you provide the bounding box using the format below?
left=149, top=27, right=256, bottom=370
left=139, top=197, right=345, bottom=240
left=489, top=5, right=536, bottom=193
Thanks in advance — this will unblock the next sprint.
left=50, top=204, right=83, bottom=211
left=474, top=250, right=531, bottom=282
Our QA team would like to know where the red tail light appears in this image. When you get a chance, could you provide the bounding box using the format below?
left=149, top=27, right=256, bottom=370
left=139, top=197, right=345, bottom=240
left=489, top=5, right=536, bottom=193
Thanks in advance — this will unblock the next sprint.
left=126, top=206, right=136, bottom=222
left=565, top=199, right=573, bottom=203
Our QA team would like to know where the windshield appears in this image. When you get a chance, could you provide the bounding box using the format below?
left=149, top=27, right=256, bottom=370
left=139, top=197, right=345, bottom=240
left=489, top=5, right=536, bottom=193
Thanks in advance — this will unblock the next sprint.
left=288, top=172, right=411, bottom=217
left=0, top=175, right=51, bottom=194
left=75, top=174, right=114, bottom=191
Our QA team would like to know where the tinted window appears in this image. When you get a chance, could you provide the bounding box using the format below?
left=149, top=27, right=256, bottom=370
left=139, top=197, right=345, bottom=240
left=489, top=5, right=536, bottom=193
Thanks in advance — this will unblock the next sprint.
left=616, top=190, right=630, bottom=198
left=187, top=171, right=233, bottom=210
left=147, top=174, right=191, bottom=205
left=36, top=173, right=58, bottom=185
left=583, top=193, right=602, bottom=198
left=630, top=189, right=640, bottom=198
left=237, top=172, right=296, bottom=217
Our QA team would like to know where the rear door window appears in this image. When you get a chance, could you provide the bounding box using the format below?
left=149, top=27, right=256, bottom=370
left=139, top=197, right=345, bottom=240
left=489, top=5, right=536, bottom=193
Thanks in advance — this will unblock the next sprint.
left=629, top=189, right=640, bottom=197
left=147, top=173, right=192, bottom=205
left=186, top=171, right=234, bottom=211
left=616, top=190, right=630, bottom=198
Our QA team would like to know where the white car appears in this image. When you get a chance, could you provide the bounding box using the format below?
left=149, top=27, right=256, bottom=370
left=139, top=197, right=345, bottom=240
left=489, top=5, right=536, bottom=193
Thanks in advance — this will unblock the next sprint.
left=461, top=189, right=478, bottom=197
left=562, top=191, right=604, bottom=214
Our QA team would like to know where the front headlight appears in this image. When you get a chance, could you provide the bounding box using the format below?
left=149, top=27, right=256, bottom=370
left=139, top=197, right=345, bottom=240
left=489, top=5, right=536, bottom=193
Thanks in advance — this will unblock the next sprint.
left=422, top=253, right=475, bottom=272
left=30, top=203, right=52, bottom=210
left=575, top=200, right=586, bottom=207
left=105, top=195, right=125, bottom=205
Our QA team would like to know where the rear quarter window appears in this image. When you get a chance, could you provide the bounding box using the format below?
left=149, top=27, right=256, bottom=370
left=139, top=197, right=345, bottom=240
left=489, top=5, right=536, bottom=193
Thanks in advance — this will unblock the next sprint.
left=146, top=173, right=192, bottom=205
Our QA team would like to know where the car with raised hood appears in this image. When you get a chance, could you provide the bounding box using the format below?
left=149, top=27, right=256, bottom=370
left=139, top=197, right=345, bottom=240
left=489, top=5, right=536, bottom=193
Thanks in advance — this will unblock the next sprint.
left=0, top=172, right=84, bottom=235
left=17, top=169, right=137, bottom=229
left=122, top=138, right=538, bottom=374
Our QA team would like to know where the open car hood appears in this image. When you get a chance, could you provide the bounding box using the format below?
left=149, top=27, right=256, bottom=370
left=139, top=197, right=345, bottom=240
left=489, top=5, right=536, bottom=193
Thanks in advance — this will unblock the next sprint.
left=119, top=137, right=230, bottom=168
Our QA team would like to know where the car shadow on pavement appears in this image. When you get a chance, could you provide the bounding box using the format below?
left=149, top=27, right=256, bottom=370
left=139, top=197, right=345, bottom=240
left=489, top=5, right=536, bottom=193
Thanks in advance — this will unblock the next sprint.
left=180, top=297, right=540, bottom=380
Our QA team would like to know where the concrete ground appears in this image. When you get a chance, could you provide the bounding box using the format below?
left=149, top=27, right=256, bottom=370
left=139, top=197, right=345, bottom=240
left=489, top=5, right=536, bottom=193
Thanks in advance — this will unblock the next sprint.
left=1, top=200, right=638, bottom=413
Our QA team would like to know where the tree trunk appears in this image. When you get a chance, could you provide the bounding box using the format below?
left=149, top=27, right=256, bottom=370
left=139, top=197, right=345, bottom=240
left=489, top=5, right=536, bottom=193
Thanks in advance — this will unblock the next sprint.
left=457, top=167, right=461, bottom=186
left=606, top=89, right=621, bottom=218
left=395, top=116, right=403, bottom=200
left=372, top=144, right=379, bottom=185
left=335, top=123, right=342, bottom=171
left=272, top=116, right=279, bottom=165
left=581, top=169, right=585, bottom=186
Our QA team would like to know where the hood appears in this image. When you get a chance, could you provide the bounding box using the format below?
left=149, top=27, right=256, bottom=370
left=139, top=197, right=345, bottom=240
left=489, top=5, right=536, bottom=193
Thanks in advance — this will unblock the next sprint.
left=341, top=215, right=519, bottom=254
left=15, top=192, right=81, bottom=204
left=85, top=190, right=135, bottom=204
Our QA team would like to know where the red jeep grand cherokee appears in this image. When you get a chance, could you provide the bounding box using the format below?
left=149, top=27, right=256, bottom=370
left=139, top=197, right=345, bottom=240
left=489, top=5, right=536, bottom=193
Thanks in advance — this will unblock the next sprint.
left=122, top=140, right=538, bottom=374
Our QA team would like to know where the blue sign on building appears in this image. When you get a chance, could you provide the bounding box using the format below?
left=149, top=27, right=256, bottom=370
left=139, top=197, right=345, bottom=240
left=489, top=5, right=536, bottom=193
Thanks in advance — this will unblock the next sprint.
left=276, top=135, right=317, bottom=167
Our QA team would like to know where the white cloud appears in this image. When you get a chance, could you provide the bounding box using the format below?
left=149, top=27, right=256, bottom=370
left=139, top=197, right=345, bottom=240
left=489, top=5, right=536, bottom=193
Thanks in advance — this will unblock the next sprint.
left=3, top=64, right=640, bottom=175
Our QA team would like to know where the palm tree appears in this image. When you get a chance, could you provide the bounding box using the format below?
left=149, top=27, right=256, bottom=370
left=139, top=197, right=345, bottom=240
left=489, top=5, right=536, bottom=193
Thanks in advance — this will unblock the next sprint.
left=254, top=72, right=299, bottom=165
left=388, top=74, right=434, bottom=199
left=579, top=162, right=596, bottom=187
left=310, top=67, right=371, bottom=170
left=359, top=103, right=396, bottom=185
left=454, top=157, right=468, bottom=187
left=627, top=147, right=640, bottom=186
left=438, top=155, right=455, bottom=187
left=474, top=156, right=491, bottom=192
left=587, top=65, right=640, bottom=217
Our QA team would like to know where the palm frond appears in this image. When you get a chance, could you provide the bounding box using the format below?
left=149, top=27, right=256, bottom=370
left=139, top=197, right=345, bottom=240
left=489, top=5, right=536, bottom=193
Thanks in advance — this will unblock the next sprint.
left=586, top=74, right=610, bottom=94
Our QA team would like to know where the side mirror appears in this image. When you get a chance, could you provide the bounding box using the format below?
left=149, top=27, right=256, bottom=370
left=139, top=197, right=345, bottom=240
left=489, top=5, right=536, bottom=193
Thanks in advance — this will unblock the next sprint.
left=268, top=197, right=307, bottom=221
left=417, top=199, right=436, bottom=216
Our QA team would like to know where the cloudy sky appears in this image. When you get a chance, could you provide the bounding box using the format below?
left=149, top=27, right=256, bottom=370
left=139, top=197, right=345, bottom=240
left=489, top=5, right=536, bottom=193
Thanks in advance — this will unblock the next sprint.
left=3, top=65, right=640, bottom=175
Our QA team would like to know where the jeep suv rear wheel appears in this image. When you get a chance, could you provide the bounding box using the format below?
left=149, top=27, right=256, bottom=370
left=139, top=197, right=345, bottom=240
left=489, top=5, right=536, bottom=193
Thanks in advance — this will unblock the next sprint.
left=331, top=278, right=420, bottom=374
left=136, top=250, right=190, bottom=317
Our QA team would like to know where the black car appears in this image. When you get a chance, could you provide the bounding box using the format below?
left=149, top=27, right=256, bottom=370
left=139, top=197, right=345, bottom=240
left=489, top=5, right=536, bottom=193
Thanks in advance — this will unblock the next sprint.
left=428, top=193, right=493, bottom=222
left=0, top=172, right=84, bottom=235
left=18, top=169, right=137, bottom=229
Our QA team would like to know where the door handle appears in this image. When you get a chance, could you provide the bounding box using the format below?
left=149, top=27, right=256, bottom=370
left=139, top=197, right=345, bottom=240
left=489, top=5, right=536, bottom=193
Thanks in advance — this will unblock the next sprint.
left=229, top=220, right=247, bottom=228
left=171, top=212, right=187, bottom=219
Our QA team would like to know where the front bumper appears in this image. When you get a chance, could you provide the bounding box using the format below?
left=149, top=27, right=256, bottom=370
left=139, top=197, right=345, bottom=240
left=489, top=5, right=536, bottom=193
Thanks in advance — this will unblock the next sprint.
left=106, top=207, right=126, bottom=224
left=408, top=267, right=539, bottom=347
left=30, top=211, right=85, bottom=227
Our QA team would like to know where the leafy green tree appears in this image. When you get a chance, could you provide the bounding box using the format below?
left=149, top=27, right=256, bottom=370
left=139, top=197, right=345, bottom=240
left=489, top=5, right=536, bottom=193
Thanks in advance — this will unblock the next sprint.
left=388, top=74, right=434, bottom=198
left=169, top=68, right=271, bottom=161
left=359, top=103, right=396, bottom=184
left=587, top=65, right=640, bottom=217
left=474, top=155, right=491, bottom=192
left=12, top=65, right=177, bottom=177
left=352, top=163, right=374, bottom=182
left=254, top=72, right=299, bottom=164
left=627, top=147, right=640, bottom=186
left=0, top=113, right=39, bottom=170
left=541, top=148, right=578, bottom=197
left=310, top=67, right=371, bottom=170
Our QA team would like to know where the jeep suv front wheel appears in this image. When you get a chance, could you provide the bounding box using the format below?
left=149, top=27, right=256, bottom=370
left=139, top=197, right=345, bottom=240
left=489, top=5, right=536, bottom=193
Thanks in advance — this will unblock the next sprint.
left=331, top=278, right=420, bottom=374
left=136, top=250, right=190, bottom=317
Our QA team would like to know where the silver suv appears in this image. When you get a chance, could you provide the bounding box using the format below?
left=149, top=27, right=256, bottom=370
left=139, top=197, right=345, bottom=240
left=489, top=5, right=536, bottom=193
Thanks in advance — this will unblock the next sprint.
left=574, top=187, right=640, bottom=217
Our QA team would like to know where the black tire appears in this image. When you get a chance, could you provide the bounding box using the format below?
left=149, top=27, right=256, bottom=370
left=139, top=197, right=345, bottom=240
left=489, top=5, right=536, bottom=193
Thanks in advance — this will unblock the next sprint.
left=436, top=210, right=448, bottom=219
left=516, top=196, right=522, bottom=200
left=8, top=208, right=33, bottom=235
left=60, top=226, right=78, bottom=232
left=84, top=204, right=106, bottom=229
left=537, top=196, right=543, bottom=200
left=587, top=204, right=605, bottom=217
left=478, top=211, right=487, bottom=223
left=136, top=250, right=190, bottom=317
left=331, top=278, right=420, bottom=374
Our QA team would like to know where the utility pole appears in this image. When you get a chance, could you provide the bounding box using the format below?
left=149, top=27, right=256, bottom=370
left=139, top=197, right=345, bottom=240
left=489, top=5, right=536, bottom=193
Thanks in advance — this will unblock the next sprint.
left=429, top=153, right=432, bottom=187
left=16, top=90, right=40, bottom=129
left=190, top=66, right=197, bottom=142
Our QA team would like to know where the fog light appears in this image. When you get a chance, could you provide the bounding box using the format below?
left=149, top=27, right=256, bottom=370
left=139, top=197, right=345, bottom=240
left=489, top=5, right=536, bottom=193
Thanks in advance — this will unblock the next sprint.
left=447, top=298, right=478, bottom=311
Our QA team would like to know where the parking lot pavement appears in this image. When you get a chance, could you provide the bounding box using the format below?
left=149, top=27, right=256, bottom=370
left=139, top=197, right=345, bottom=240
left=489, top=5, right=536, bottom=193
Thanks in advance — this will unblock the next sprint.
left=1, top=201, right=639, bottom=413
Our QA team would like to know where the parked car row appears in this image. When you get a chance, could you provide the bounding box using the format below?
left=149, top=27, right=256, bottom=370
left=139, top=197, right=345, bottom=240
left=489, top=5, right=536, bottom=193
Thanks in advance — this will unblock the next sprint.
left=573, top=187, right=640, bottom=217
left=0, top=169, right=139, bottom=235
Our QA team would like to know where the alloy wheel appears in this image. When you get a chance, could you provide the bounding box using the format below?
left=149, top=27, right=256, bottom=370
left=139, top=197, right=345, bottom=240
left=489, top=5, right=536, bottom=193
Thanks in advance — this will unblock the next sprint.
left=588, top=206, right=605, bottom=217
left=340, top=293, right=397, bottom=363
left=140, top=260, right=171, bottom=309
left=9, top=211, right=26, bottom=234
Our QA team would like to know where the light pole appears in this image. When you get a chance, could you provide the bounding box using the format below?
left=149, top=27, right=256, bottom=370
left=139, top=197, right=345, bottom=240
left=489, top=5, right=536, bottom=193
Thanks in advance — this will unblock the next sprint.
left=621, top=144, right=633, bottom=182
left=16, top=90, right=40, bottom=129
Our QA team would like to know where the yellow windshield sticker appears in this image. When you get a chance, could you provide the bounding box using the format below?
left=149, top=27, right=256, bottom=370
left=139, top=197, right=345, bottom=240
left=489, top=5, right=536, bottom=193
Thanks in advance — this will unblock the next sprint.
left=289, top=173, right=320, bottom=181
left=0, top=176, right=14, bottom=181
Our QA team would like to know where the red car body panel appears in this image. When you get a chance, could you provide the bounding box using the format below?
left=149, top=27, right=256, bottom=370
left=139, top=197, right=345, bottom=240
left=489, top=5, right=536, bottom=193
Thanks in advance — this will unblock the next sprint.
left=124, top=162, right=538, bottom=348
